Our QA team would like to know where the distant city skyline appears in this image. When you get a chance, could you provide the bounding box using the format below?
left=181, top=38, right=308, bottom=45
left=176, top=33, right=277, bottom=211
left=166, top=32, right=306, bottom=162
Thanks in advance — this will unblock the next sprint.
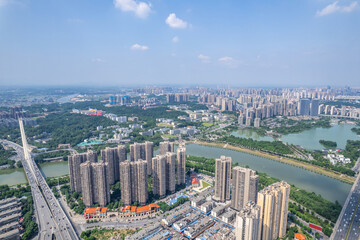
left=0, top=0, right=359, bottom=87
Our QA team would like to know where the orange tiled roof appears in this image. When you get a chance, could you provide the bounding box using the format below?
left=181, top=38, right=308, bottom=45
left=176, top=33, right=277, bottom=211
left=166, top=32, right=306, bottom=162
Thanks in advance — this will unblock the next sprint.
left=120, top=204, right=160, bottom=213
left=84, top=208, right=97, bottom=214
left=294, top=233, right=306, bottom=240
left=136, top=205, right=150, bottom=213
left=84, top=207, right=108, bottom=214
left=149, top=203, right=160, bottom=208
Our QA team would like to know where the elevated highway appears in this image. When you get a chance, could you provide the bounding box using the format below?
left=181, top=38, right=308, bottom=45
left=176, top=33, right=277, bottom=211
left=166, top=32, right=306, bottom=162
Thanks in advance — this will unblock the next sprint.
left=17, top=118, right=79, bottom=240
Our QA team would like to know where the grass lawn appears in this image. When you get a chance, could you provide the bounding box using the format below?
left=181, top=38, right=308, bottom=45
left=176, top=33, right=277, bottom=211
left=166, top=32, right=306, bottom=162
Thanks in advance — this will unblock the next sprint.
left=162, top=134, right=176, bottom=139
left=202, top=122, right=214, bottom=127
left=200, top=180, right=212, bottom=190
left=85, top=228, right=137, bottom=240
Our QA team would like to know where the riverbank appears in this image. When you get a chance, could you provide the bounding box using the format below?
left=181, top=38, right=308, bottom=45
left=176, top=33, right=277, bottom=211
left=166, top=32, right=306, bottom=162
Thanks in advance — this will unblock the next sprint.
left=191, top=140, right=355, bottom=184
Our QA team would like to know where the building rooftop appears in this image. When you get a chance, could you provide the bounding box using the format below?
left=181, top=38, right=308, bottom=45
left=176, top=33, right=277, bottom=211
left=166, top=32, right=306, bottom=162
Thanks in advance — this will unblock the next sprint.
left=84, top=207, right=108, bottom=214
left=119, top=203, right=160, bottom=214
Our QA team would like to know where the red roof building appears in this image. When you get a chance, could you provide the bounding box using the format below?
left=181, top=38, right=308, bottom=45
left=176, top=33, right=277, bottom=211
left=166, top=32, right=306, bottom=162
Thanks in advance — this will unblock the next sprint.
left=118, top=203, right=160, bottom=218
left=84, top=207, right=108, bottom=219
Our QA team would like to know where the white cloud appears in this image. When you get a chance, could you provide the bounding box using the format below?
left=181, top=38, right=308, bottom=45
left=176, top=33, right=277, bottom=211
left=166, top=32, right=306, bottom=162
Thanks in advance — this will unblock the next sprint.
left=92, top=58, right=105, bottom=63
left=166, top=13, right=188, bottom=29
left=172, top=36, right=179, bottom=43
left=114, top=0, right=151, bottom=19
left=130, top=44, right=149, bottom=50
left=316, top=1, right=358, bottom=16
left=198, top=54, right=210, bottom=63
left=218, top=56, right=234, bottom=62
left=218, top=56, right=239, bottom=68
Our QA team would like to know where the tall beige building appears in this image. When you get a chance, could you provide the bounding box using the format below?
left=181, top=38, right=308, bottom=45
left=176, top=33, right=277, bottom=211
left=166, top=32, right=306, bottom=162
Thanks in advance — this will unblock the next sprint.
left=119, top=160, right=148, bottom=206
left=130, top=142, right=142, bottom=161
left=69, top=149, right=98, bottom=193
left=86, top=149, right=97, bottom=163
left=116, top=145, right=127, bottom=162
left=214, top=156, right=232, bottom=202
left=101, top=147, right=118, bottom=185
left=100, top=145, right=126, bottom=185
left=231, top=167, right=258, bottom=211
left=80, top=161, right=110, bottom=207
left=80, top=161, right=92, bottom=206
left=91, top=162, right=110, bottom=207
left=176, top=146, right=186, bottom=185
left=69, top=153, right=87, bottom=193
left=166, top=152, right=176, bottom=194
left=129, top=142, right=153, bottom=175
left=152, top=155, right=167, bottom=198
left=235, top=202, right=260, bottom=240
left=257, top=181, right=290, bottom=240
left=144, top=141, right=154, bottom=175
left=159, top=141, right=174, bottom=155
left=120, top=161, right=131, bottom=205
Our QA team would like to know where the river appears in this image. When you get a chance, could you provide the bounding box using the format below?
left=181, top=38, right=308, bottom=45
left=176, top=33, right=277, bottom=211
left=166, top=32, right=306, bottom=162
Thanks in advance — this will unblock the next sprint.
left=0, top=161, right=69, bottom=186
left=185, top=144, right=351, bottom=204
left=280, top=123, right=359, bottom=150
left=232, top=123, right=359, bottom=150
left=0, top=144, right=351, bottom=204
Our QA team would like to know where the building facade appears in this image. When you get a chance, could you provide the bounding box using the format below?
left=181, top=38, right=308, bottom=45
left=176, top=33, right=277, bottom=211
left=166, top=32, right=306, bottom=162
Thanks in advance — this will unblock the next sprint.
left=159, top=141, right=175, bottom=155
left=235, top=203, right=260, bottom=240
left=176, top=146, right=186, bottom=185
left=120, top=160, right=148, bottom=206
left=166, top=152, right=176, bottom=194
left=257, top=181, right=290, bottom=240
left=214, top=156, right=232, bottom=202
left=152, top=155, right=167, bottom=198
left=231, top=167, right=258, bottom=211
left=69, top=149, right=97, bottom=193
left=80, top=161, right=110, bottom=207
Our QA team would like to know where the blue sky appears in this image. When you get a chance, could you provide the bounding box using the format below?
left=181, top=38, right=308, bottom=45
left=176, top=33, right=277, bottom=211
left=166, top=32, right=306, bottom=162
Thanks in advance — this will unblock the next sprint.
left=0, top=0, right=359, bottom=87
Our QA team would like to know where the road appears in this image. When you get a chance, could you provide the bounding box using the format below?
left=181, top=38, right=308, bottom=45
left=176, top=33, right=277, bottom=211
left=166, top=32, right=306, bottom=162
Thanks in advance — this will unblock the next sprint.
left=15, top=118, right=79, bottom=240
left=331, top=171, right=360, bottom=240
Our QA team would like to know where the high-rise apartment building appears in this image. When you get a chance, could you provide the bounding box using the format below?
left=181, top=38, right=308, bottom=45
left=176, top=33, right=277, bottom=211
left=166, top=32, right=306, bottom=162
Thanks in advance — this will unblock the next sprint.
left=119, top=160, right=148, bottom=206
left=257, top=181, right=290, bottom=240
left=253, top=118, right=260, bottom=128
left=235, top=202, right=261, bottom=240
left=129, top=142, right=153, bottom=174
left=176, top=146, right=186, bottom=185
left=310, top=99, right=319, bottom=116
left=152, top=155, right=167, bottom=198
left=101, top=147, right=119, bottom=185
left=166, top=152, right=176, bottom=194
left=80, top=161, right=110, bottom=207
left=120, top=161, right=131, bottom=205
left=159, top=141, right=175, bottom=155
left=299, top=99, right=310, bottom=116
left=130, top=142, right=142, bottom=161
left=91, top=162, right=110, bottom=207
left=86, top=149, right=98, bottom=163
left=214, top=156, right=232, bottom=202
left=80, top=161, right=92, bottom=206
left=100, top=145, right=127, bottom=185
left=69, top=149, right=98, bottom=193
left=131, top=160, right=148, bottom=206
left=231, top=167, right=258, bottom=211
left=144, top=141, right=153, bottom=175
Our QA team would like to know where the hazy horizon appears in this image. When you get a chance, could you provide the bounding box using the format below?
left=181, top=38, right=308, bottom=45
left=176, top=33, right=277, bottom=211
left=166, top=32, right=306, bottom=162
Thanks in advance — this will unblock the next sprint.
left=1, top=0, right=359, bottom=87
